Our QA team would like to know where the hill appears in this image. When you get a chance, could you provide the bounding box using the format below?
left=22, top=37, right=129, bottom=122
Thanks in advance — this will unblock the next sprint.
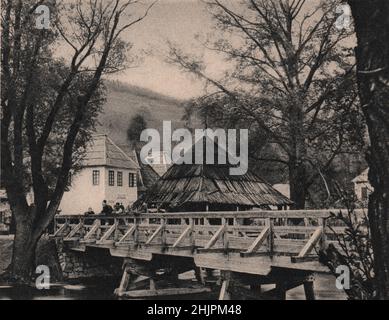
left=97, top=81, right=187, bottom=146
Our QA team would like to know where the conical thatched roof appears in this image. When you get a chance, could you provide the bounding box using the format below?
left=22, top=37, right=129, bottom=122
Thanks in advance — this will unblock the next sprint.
left=133, top=136, right=292, bottom=211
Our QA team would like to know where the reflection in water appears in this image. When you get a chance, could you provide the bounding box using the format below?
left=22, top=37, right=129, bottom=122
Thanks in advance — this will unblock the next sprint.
left=0, top=278, right=117, bottom=300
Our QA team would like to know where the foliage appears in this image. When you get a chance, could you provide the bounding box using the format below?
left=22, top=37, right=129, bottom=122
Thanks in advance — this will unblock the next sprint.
left=169, top=0, right=366, bottom=208
left=127, top=113, right=148, bottom=146
left=319, top=189, right=375, bottom=300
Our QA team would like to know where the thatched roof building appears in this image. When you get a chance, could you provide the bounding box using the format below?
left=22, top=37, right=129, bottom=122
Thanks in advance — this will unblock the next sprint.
left=133, top=137, right=292, bottom=212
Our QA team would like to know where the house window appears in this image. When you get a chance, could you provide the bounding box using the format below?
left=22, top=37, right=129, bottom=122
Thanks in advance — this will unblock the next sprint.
left=109, top=170, right=115, bottom=186
left=92, top=170, right=100, bottom=185
left=117, top=172, right=123, bottom=187
left=129, top=173, right=137, bottom=188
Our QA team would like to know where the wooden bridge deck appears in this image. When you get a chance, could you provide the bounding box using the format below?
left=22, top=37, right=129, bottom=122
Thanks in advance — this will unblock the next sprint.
left=53, top=210, right=350, bottom=274
left=51, top=210, right=353, bottom=299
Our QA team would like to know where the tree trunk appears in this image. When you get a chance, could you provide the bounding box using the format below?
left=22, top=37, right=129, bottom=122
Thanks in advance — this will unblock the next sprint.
left=289, top=159, right=307, bottom=209
left=10, top=207, right=40, bottom=284
left=348, top=0, right=389, bottom=299
left=289, top=102, right=307, bottom=210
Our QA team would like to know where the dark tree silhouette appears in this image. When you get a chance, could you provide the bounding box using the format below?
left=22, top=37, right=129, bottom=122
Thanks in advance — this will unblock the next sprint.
left=127, top=114, right=148, bottom=149
left=348, top=0, right=389, bottom=299
left=1, top=0, right=156, bottom=283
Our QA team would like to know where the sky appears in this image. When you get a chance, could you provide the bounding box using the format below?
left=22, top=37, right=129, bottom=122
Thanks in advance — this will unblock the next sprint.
left=92, top=0, right=354, bottom=100
left=108, top=0, right=218, bottom=100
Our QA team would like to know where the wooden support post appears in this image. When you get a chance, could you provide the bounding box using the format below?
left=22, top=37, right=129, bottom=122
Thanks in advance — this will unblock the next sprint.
left=303, top=280, right=316, bottom=300
left=276, top=282, right=287, bottom=300
left=222, top=218, right=229, bottom=254
left=114, top=218, right=121, bottom=241
left=266, top=218, right=274, bottom=255
left=233, top=218, right=238, bottom=236
left=161, top=218, right=166, bottom=247
left=219, top=271, right=231, bottom=301
left=134, top=218, right=139, bottom=245
left=53, top=218, right=58, bottom=235
left=319, top=218, right=327, bottom=251
left=116, top=268, right=131, bottom=296
left=189, top=218, right=195, bottom=250
left=250, top=284, right=262, bottom=295
left=149, top=278, right=156, bottom=291
left=219, top=280, right=231, bottom=300
left=195, top=267, right=205, bottom=285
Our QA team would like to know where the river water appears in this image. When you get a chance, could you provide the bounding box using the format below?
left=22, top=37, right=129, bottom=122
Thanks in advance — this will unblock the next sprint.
left=0, top=274, right=346, bottom=300
left=0, top=279, right=118, bottom=300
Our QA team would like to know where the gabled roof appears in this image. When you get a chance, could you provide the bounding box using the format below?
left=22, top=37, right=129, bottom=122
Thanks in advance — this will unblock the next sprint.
left=83, top=134, right=139, bottom=170
left=352, top=168, right=369, bottom=183
left=136, top=152, right=160, bottom=191
left=118, top=145, right=160, bottom=192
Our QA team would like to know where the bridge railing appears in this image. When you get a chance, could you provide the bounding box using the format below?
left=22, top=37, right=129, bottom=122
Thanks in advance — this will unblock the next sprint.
left=53, top=209, right=362, bottom=262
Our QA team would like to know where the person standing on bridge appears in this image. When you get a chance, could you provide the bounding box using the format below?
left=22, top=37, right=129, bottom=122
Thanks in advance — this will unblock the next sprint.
left=101, top=200, right=113, bottom=215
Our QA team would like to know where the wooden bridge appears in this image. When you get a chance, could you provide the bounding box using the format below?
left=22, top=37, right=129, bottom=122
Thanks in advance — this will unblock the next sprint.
left=52, top=210, right=350, bottom=300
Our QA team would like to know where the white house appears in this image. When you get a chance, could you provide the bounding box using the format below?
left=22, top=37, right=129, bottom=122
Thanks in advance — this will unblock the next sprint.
left=59, top=134, right=140, bottom=215
left=352, top=168, right=373, bottom=202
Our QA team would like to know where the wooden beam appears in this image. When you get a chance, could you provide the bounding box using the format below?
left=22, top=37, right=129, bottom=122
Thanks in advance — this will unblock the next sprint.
left=117, top=225, right=136, bottom=244
left=53, top=222, right=68, bottom=237
left=222, top=218, right=229, bottom=253
left=204, top=225, right=225, bottom=250
left=291, top=227, right=323, bottom=263
left=172, top=226, right=191, bottom=248
left=83, top=220, right=100, bottom=240
left=219, top=280, right=231, bottom=300
left=145, top=225, right=163, bottom=245
left=119, top=287, right=211, bottom=299
left=115, top=269, right=131, bottom=296
left=240, top=226, right=270, bottom=257
left=267, top=218, right=274, bottom=255
left=54, top=209, right=365, bottom=221
left=97, top=222, right=118, bottom=244
left=64, top=222, right=83, bottom=240
left=319, top=218, right=327, bottom=251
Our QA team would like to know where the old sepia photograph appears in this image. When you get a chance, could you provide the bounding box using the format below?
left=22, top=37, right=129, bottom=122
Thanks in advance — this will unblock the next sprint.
left=0, top=0, right=388, bottom=304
